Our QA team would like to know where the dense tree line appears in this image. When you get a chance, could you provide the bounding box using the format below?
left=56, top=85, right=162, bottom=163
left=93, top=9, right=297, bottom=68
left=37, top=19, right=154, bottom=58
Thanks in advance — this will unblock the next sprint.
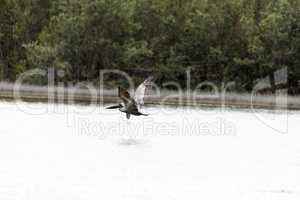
left=0, top=0, right=300, bottom=93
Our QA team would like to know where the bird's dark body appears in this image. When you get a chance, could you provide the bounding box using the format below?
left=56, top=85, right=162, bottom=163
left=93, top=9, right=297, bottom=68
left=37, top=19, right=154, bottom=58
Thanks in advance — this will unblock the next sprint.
left=121, top=110, right=146, bottom=116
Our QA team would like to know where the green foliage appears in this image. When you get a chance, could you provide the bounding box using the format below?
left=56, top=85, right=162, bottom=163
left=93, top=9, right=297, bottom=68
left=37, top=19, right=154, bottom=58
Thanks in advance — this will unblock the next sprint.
left=0, top=0, right=299, bottom=93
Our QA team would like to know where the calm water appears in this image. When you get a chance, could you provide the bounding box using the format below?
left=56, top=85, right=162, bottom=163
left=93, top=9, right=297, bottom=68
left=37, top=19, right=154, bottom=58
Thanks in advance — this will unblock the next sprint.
left=0, top=102, right=299, bottom=200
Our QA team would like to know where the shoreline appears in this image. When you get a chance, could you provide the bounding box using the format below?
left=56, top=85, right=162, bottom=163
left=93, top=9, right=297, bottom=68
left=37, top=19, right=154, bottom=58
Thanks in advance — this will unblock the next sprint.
left=0, top=89, right=299, bottom=111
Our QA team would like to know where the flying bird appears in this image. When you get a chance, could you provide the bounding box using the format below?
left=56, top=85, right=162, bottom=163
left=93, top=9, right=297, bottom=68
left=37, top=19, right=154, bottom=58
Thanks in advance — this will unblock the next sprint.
left=106, top=77, right=153, bottom=119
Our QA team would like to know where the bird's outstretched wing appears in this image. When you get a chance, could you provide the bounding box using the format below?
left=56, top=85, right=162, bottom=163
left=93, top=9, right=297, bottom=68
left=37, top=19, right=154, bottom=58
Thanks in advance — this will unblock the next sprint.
left=118, top=86, right=131, bottom=105
left=134, top=76, right=153, bottom=108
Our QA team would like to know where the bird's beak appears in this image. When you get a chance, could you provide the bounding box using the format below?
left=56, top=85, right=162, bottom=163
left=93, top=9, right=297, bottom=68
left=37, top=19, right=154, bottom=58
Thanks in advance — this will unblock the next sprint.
left=106, top=104, right=122, bottom=109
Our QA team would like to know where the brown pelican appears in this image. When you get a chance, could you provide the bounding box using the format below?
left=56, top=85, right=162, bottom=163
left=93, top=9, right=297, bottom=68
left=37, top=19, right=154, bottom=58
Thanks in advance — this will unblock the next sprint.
left=106, top=77, right=153, bottom=119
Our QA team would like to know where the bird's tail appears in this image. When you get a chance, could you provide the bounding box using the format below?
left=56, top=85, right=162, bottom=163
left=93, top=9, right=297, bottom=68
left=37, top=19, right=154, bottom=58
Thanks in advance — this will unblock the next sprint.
left=139, top=112, right=149, bottom=116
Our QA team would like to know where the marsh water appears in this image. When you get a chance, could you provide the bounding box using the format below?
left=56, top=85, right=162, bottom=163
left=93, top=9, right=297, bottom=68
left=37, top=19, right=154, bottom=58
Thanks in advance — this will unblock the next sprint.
left=0, top=102, right=299, bottom=200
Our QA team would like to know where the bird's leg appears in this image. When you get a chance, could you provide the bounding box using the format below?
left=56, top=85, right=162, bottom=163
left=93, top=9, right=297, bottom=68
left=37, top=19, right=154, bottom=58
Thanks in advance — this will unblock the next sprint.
left=126, top=119, right=131, bottom=140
